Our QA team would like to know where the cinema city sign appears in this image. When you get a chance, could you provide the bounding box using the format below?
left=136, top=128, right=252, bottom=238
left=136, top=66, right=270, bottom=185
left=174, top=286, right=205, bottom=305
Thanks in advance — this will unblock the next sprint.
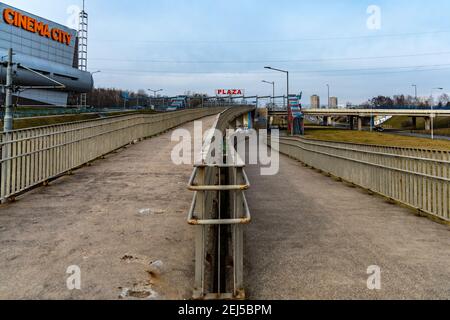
left=216, top=89, right=245, bottom=96
left=2, top=8, right=72, bottom=46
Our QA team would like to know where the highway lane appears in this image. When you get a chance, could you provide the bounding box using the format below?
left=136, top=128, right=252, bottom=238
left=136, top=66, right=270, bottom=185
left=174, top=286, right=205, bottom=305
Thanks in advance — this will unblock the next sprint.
left=244, top=153, right=450, bottom=300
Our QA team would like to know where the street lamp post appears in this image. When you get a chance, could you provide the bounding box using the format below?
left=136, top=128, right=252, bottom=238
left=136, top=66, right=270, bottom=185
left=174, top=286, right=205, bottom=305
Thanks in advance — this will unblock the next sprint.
left=264, top=67, right=289, bottom=108
left=430, top=87, right=443, bottom=140
left=412, top=84, right=417, bottom=105
left=148, top=89, right=163, bottom=109
left=262, top=80, right=275, bottom=107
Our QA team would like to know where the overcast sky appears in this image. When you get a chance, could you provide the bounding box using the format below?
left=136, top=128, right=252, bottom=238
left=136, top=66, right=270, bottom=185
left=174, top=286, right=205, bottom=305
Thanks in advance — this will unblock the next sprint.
left=3, top=0, right=450, bottom=104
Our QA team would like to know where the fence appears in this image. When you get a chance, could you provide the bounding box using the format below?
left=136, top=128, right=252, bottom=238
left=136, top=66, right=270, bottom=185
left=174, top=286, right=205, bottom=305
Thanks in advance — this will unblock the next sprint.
left=277, top=137, right=450, bottom=222
left=187, top=106, right=254, bottom=299
left=0, top=107, right=227, bottom=202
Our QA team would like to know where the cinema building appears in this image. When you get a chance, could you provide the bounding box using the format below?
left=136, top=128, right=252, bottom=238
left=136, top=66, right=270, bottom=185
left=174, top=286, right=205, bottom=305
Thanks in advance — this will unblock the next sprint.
left=0, top=3, right=93, bottom=106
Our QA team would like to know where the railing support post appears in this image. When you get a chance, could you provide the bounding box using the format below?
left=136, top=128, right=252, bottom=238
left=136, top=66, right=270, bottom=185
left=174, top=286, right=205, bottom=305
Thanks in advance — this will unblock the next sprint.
left=193, top=167, right=206, bottom=299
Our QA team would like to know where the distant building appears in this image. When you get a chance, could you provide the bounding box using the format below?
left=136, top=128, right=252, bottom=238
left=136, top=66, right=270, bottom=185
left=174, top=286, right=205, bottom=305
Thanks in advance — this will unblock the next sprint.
left=311, top=95, right=320, bottom=109
left=330, top=97, right=338, bottom=108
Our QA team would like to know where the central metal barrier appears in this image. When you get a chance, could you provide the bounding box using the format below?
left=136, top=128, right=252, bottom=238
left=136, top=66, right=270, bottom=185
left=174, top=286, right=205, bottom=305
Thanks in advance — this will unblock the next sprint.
left=187, top=107, right=254, bottom=300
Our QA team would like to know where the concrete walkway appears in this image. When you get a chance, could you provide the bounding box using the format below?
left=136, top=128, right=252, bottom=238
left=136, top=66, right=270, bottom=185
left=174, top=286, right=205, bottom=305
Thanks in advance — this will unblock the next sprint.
left=244, top=155, right=450, bottom=300
left=0, top=116, right=217, bottom=300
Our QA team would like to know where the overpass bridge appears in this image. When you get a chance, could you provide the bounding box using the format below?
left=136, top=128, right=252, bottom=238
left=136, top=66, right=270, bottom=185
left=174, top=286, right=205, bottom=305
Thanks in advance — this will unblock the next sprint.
left=0, top=107, right=449, bottom=300
left=269, top=108, right=450, bottom=130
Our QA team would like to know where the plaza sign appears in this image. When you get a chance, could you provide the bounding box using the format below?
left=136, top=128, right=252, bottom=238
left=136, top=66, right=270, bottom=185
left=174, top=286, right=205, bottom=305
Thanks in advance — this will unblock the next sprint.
left=215, top=89, right=244, bottom=96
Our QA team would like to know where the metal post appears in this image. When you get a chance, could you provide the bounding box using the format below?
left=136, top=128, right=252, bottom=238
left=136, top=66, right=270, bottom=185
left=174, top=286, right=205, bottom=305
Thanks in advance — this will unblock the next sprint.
left=431, top=87, right=443, bottom=140
left=193, top=167, right=206, bottom=299
left=272, top=83, right=275, bottom=105
left=412, top=84, right=417, bottom=105
left=286, top=71, right=289, bottom=103
left=4, top=48, right=13, bottom=132
left=1, top=48, right=13, bottom=204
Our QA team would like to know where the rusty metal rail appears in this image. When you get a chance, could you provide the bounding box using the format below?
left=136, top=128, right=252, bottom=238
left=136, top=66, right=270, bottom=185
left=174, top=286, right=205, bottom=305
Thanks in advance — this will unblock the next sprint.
left=187, top=106, right=254, bottom=300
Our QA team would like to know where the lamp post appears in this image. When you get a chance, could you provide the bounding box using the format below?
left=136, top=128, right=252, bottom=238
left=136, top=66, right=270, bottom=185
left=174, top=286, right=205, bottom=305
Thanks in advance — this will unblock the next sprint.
left=264, top=67, right=289, bottom=108
left=430, top=87, right=443, bottom=140
left=148, top=88, right=163, bottom=97
left=262, top=80, right=275, bottom=107
left=148, top=89, right=163, bottom=109
left=412, top=84, right=417, bottom=105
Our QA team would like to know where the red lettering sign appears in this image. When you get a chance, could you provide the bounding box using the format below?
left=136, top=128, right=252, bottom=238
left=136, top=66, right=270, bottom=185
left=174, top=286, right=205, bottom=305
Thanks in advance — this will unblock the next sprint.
left=215, top=89, right=244, bottom=96
left=3, top=8, right=72, bottom=46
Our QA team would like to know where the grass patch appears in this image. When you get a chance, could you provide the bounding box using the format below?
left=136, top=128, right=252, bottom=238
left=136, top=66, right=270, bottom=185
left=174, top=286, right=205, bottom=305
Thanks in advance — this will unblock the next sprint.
left=304, top=128, right=450, bottom=150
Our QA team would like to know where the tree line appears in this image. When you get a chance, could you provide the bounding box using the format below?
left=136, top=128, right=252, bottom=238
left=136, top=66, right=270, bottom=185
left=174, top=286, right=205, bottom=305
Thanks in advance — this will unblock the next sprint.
left=362, top=94, right=450, bottom=108
left=85, top=88, right=210, bottom=109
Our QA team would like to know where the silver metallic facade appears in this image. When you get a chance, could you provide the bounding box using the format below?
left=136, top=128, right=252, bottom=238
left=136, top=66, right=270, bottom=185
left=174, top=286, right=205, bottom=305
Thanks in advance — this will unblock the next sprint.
left=0, top=3, right=93, bottom=105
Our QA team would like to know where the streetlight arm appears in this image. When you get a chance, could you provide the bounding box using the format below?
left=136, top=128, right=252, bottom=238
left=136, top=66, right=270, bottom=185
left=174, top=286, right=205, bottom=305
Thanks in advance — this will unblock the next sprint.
left=265, top=66, right=288, bottom=74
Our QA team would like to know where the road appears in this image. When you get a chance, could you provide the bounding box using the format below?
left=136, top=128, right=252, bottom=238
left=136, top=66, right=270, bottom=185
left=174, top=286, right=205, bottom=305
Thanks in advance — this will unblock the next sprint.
left=0, top=115, right=217, bottom=300
left=389, top=130, right=450, bottom=141
left=244, top=154, right=450, bottom=300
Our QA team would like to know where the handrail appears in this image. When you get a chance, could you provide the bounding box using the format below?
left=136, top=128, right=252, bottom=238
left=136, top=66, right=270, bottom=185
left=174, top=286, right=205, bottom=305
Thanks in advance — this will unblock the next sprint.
left=278, top=136, right=450, bottom=222
left=188, top=165, right=250, bottom=191
left=0, top=107, right=227, bottom=202
left=280, top=139, right=450, bottom=183
left=187, top=191, right=251, bottom=225
left=281, top=137, right=450, bottom=165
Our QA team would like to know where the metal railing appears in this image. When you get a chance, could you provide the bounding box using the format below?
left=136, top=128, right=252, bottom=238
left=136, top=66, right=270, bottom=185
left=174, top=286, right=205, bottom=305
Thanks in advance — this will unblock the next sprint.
left=187, top=107, right=254, bottom=300
left=277, top=136, right=450, bottom=222
left=0, top=107, right=227, bottom=202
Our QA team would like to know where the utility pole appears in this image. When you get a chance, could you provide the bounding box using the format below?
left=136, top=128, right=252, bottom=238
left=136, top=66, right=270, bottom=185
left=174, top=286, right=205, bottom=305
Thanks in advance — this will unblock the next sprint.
left=4, top=48, right=14, bottom=132
left=412, top=84, right=418, bottom=106
left=264, top=67, right=289, bottom=109
left=262, top=80, right=275, bottom=107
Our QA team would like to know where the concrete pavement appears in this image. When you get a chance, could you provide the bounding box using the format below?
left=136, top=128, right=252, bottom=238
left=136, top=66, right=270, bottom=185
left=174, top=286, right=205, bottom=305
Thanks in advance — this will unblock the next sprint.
left=244, top=154, right=450, bottom=300
left=0, top=115, right=217, bottom=300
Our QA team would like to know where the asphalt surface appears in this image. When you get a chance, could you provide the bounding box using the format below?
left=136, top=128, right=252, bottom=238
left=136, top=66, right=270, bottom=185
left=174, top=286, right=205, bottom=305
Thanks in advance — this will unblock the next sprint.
left=0, top=115, right=217, bottom=300
left=244, top=155, right=450, bottom=300
left=389, top=131, right=450, bottom=141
